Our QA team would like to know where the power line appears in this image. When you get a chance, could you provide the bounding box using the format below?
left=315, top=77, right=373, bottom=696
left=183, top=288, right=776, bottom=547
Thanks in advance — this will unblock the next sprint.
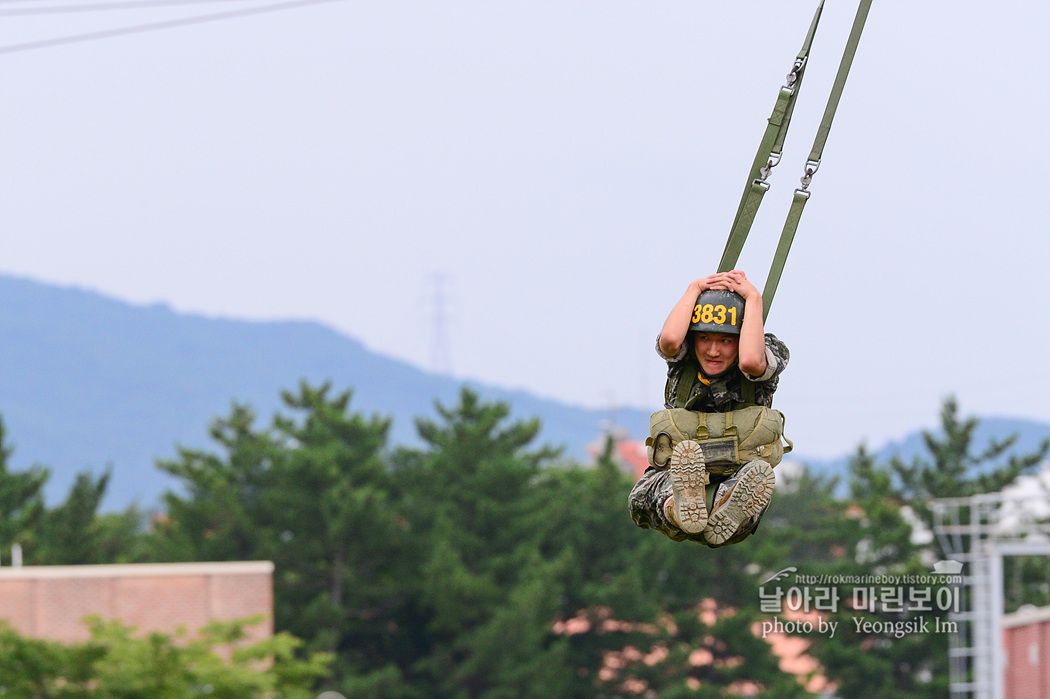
left=0, top=0, right=345, bottom=54
left=0, top=0, right=262, bottom=17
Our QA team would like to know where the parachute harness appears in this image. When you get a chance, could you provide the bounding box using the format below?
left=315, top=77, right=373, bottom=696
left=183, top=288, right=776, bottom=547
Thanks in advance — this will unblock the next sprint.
left=717, top=0, right=874, bottom=322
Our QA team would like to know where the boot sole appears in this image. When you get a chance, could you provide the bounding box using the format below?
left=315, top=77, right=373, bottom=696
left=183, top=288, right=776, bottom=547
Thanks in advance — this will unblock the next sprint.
left=668, top=440, right=708, bottom=534
left=704, top=461, right=774, bottom=545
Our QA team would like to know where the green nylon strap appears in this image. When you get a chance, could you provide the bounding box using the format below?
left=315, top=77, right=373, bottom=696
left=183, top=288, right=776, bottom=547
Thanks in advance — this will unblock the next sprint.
left=673, top=357, right=700, bottom=409
left=719, top=180, right=769, bottom=273
left=737, top=378, right=757, bottom=411
left=671, top=358, right=758, bottom=411
left=807, top=0, right=872, bottom=164
left=761, top=190, right=808, bottom=323
left=762, top=0, right=873, bottom=320
left=718, top=88, right=790, bottom=273
left=773, top=0, right=824, bottom=159
left=717, top=1, right=824, bottom=274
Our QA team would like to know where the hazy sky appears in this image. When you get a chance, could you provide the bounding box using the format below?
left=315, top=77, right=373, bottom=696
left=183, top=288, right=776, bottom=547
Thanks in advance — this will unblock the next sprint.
left=3, top=1, right=1048, bottom=458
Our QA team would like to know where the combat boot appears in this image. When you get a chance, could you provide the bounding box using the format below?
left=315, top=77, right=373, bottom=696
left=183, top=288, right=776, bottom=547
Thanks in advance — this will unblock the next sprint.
left=703, top=459, right=774, bottom=546
left=667, top=440, right=708, bottom=534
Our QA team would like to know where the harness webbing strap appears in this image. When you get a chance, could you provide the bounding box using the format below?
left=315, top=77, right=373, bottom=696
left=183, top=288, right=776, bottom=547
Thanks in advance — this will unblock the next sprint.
left=762, top=190, right=808, bottom=323
left=718, top=1, right=824, bottom=274
left=762, top=0, right=872, bottom=320
left=772, top=2, right=824, bottom=160
left=720, top=179, right=770, bottom=272
left=807, top=0, right=872, bottom=164
left=671, top=358, right=760, bottom=411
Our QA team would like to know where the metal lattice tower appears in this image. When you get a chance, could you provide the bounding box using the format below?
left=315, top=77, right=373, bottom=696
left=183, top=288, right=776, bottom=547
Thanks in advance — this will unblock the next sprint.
left=932, top=491, right=1050, bottom=699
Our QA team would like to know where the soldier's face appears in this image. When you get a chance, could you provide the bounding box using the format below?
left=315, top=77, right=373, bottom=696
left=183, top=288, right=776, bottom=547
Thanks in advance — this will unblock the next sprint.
left=693, top=332, right=739, bottom=376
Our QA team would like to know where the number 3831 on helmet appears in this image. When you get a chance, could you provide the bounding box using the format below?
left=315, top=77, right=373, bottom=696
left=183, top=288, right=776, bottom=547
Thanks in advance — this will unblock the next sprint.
left=689, top=289, right=745, bottom=335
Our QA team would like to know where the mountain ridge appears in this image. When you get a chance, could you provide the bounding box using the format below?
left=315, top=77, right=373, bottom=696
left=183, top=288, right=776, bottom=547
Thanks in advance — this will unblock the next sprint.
left=2, top=273, right=1047, bottom=510
left=0, top=274, right=650, bottom=508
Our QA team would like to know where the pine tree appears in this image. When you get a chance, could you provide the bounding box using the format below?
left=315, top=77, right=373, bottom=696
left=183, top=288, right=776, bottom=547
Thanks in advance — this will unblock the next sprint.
left=802, top=446, right=946, bottom=699
left=890, top=396, right=1049, bottom=553
left=386, top=388, right=570, bottom=698
left=0, top=417, right=48, bottom=556
left=801, top=397, right=1049, bottom=699
left=150, top=403, right=277, bottom=563
left=31, top=470, right=144, bottom=565
left=262, top=382, right=402, bottom=680
left=147, top=382, right=403, bottom=695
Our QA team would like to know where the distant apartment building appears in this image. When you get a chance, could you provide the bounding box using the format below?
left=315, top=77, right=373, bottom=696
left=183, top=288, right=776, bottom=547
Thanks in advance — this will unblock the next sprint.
left=0, top=560, right=273, bottom=644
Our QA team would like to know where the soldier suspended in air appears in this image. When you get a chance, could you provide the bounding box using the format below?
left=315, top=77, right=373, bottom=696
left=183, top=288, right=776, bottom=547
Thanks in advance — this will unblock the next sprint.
left=628, top=271, right=789, bottom=547
left=626, top=0, right=872, bottom=547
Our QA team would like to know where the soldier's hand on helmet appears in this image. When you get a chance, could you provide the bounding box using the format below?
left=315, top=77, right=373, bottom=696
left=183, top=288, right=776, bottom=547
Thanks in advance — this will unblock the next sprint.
left=689, top=275, right=723, bottom=294
left=700, top=272, right=737, bottom=291
left=721, top=270, right=761, bottom=301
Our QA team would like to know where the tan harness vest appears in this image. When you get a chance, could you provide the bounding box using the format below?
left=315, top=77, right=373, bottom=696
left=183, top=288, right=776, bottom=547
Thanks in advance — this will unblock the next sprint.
left=645, top=406, right=792, bottom=478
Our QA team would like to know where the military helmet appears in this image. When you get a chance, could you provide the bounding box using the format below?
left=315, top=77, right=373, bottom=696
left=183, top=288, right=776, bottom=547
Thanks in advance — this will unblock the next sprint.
left=688, top=289, right=745, bottom=335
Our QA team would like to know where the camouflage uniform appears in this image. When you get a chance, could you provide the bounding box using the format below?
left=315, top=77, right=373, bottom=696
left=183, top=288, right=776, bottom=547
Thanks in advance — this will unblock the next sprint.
left=628, top=333, right=789, bottom=546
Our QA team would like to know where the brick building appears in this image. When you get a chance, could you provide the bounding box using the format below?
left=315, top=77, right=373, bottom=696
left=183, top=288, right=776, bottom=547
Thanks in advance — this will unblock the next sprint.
left=1003, top=604, right=1050, bottom=699
left=0, top=560, right=274, bottom=645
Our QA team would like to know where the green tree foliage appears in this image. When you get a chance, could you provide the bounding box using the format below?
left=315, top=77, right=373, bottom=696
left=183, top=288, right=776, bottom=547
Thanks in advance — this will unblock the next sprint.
left=750, top=468, right=854, bottom=569
left=890, top=397, right=1050, bottom=544
left=1003, top=554, right=1050, bottom=612
left=149, top=403, right=277, bottom=563
left=845, top=445, right=918, bottom=570
left=150, top=382, right=403, bottom=692
left=143, top=384, right=814, bottom=698
left=264, top=383, right=406, bottom=684
left=0, top=417, right=48, bottom=553
left=28, top=470, right=145, bottom=565
left=798, top=397, right=1050, bottom=699
left=384, top=389, right=573, bottom=699
left=0, top=419, right=142, bottom=566
left=0, top=617, right=331, bottom=698
left=26, top=391, right=1047, bottom=697
left=797, top=447, right=947, bottom=699
left=395, top=392, right=798, bottom=698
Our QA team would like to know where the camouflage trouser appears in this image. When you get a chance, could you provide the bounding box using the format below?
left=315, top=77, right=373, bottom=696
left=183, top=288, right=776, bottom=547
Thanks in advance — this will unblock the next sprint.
left=627, top=466, right=766, bottom=548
